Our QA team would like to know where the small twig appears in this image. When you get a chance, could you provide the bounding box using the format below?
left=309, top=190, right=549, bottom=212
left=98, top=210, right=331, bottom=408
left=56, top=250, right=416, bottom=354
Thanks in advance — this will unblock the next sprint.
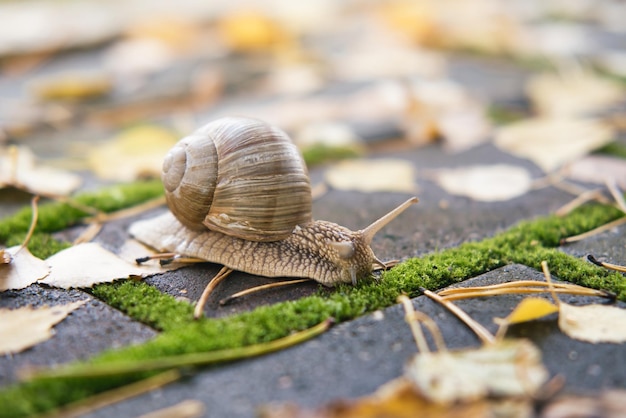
left=606, top=179, right=626, bottom=214
left=85, top=196, right=167, bottom=223
left=194, top=266, right=233, bottom=318
left=554, top=188, right=606, bottom=217
left=135, top=253, right=205, bottom=265
left=219, top=279, right=311, bottom=305
left=398, top=295, right=447, bottom=353
left=420, top=287, right=496, bottom=345
left=560, top=216, right=626, bottom=244
left=36, top=370, right=182, bottom=418
left=22, top=318, right=333, bottom=380
left=137, top=400, right=205, bottom=418
left=14, top=196, right=40, bottom=256
left=541, top=261, right=561, bottom=308
left=438, top=280, right=612, bottom=300
left=587, top=254, right=626, bottom=273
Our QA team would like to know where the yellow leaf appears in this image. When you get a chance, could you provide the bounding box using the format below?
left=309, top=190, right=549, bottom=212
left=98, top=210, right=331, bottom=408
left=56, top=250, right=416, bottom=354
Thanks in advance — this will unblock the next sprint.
left=218, top=12, right=293, bottom=52
left=0, top=300, right=86, bottom=355
left=87, top=125, right=177, bottom=182
left=325, top=159, right=417, bottom=193
left=30, top=72, right=112, bottom=101
left=496, top=297, right=559, bottom=325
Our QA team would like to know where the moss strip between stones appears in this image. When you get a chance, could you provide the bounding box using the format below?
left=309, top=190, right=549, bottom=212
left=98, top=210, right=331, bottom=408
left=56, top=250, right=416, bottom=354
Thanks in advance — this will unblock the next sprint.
left=0, top=184, right=624, bottom=417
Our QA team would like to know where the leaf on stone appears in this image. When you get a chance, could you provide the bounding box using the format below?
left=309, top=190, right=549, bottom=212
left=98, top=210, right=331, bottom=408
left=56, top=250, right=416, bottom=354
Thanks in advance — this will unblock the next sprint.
left=0, top=246, right=50, bottom=292
left=563, top=155, right=626, bottom=188
left=494, top=297, right=559, bottom=326
left=558, top=303, right=626, bottom=344
left=0, top=300, right=86, bottom=355
left=259, top=377, right=498, bottom=418
left=404, top=339, right=549, bottom=404
left=494, top=117, right=614, bottom=172
left=41, top=242, right=173, bottom=289
left=325, top=159, right=417, bottom=193
left=0, top=146, right=82, bottom=196
left=433, top=164, right=531, bottom=201
left=542, top=389, right=626, bottom=418
left=87, top=125, right=177, bottom=181
left=526, top=69, right=625, bottom=118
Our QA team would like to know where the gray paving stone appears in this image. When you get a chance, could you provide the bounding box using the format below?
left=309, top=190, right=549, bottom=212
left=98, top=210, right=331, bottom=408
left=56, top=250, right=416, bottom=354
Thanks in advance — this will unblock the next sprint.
left=0, top=285, right=157, bottom=387
left=83, top=264, right=626, bottom=418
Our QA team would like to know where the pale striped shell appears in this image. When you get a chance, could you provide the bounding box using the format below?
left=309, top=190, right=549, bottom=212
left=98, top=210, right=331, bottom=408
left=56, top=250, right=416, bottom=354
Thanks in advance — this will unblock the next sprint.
left=162, top=117, right=312, bottom=242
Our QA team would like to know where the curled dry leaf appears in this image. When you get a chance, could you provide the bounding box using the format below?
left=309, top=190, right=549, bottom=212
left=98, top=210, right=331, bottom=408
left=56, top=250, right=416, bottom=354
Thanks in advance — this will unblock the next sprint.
left=494, top=117, right=614, bottom=172
left=433, top=164, right=532, bottom=202
left=87, top=125, right=177, bottom=181
left=0, top=146, right=82, bottom=196
left=41, top=242, right=176, bottom=289
left=0, top=300, right=86, bottom=355
left=405, top=339, right=549, bottom=404
left=325, top=159, right=417, bottom=193
left=558, top=303, right=626, bottom=344
left=0, top=246, right=50, bottom=292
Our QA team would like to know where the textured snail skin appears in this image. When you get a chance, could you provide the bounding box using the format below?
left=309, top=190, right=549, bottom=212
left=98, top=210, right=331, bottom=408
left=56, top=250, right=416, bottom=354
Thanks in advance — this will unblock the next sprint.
left=129, top=212, right=374, bottom=286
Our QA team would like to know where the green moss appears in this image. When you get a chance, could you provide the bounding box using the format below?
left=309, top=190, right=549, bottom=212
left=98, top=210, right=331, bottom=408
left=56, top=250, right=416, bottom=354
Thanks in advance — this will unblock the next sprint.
left=301, top=144, right=361, bottom=167
left=487, top=105, right=528, bottom=125
left=0, top=182, right=625, bottom=417
left=595, top=142, right=626, bottom=160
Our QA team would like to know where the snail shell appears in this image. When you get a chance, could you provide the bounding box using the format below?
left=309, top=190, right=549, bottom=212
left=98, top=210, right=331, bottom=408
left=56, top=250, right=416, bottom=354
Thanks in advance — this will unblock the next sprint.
left=162, top=117, right=312, bottom=242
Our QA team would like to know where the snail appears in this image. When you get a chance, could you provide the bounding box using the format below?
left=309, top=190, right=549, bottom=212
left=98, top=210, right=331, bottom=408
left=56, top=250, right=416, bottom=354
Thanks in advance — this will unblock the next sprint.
left=130, top=117, right=417, bottom=316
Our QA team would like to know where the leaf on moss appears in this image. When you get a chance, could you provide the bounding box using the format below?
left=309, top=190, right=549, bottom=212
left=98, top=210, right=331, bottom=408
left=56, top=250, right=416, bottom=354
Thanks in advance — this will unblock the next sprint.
left=433, top=164, right=531, bottom=202
left=0, top=300, right=86, bottom=355
left=41, top=242, right=174, bottom=289
left=87, top=125, right=177, bottom=182
left=0, top=246, right=50, bottom=291
left=558, top=303, right=626, bottom=344
left=494, top=117, right=614, bottom=172
left=325, top=159, right=417, bottom=193
left=405, top=339, right=549, bottom=404
left=0, top=146, right=82, bottom=196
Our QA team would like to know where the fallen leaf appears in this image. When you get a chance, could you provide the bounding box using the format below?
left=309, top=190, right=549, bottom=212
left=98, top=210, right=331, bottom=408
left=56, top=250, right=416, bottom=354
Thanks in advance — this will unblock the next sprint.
left=41, top=242, right=173, bottom=289
left=137, top=399, right=205, bottom=418
left=563, top=155, right=626, bottom=188
left=0, top=300, right=86, bottom=355
left=218, top=11, right=292, bottom=52
left=405, top=339, right=549, bottom=404
left=0, top=246, right=50, bottom=291
left=259, top=377, right=496, bottom=418
left=30, top=72, right=112, bottom=101
left=542, top=389, right=626, bottom=418
left=526, top=70, right=625, bottom=118
left=325, top=159, right=417, bottom=193
left=495, top=297, right=559, bottom=326
left=494, top=117, right=614, bottom=172
left=434, top=164, right=532, bottom=201
left=87, top=125, right=177, bottom=181
left=558, top=303, right=626, bottom=344
left=0, top=146, right=82, bottom=196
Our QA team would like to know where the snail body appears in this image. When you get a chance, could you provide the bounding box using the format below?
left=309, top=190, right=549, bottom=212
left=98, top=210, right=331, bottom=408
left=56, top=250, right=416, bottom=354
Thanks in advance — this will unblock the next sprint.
left=131, top=117, right=417, bottom=287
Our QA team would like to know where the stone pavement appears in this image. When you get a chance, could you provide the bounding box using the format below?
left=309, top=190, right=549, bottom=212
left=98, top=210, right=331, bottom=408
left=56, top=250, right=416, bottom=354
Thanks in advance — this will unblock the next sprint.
left=1, top=55, right=626, bottom=417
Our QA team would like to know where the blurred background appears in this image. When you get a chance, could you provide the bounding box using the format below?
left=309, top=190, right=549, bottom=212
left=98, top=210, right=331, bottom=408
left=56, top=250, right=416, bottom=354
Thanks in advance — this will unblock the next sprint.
left=1, top=0, right=625, bottom=211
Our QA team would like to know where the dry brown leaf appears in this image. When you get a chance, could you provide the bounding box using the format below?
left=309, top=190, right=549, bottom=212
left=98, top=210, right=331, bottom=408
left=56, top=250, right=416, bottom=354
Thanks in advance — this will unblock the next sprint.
left=494, top=117, right=614, bottom=172
left=405, top=339, right=549, bottom=404
left=526, top=70, right=625, bottom=118
left=0, top=146, right=82, bottom=196
left=41, top=242, right=173, bottom=289
left=558, top=303, right=626, bottom=344
left=0, top=246, right=50, bottom=292
left=563, top=155, right=626, bottom=188
left=434, top=164, right=532, bottom=201
left=324, top=159, right=417, bottom=193
left=0, top=300, right=86, bottom=355
left=87, top=125, right=177, bottom=181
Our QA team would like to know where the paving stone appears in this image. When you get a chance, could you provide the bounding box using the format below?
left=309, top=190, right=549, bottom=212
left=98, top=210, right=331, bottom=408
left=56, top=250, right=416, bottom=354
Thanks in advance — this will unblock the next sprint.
left=560, top=222, right=626, bottom=266
left=0, top=285, right=157, bottom=387
left=83, top=264, right=626, bottom=418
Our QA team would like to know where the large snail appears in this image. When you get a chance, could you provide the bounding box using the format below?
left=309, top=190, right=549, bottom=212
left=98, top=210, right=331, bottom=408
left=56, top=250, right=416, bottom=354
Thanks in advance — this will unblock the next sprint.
left=130, top=117, right=417, bottom=316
